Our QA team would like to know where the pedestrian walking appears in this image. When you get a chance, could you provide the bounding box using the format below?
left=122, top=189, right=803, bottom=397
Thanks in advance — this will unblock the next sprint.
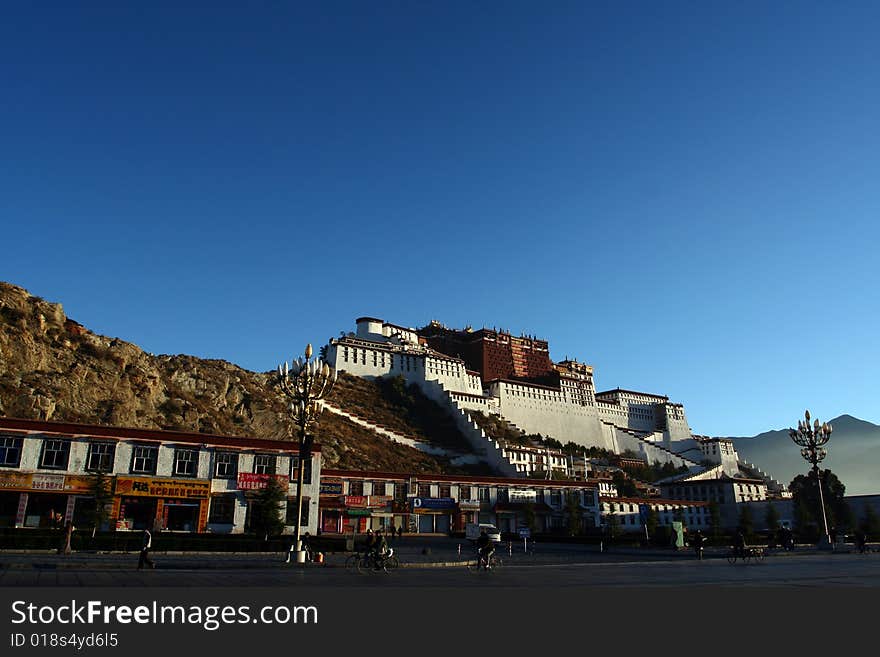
left=137, top=528, right=156, bottom=570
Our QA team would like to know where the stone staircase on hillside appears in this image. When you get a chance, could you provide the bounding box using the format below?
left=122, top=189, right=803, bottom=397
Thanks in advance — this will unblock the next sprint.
left=737, top=459, right=788, bottom=495
left=604, top=422, right=701, bottom=469
left=322, top=402, right=481, bottom=465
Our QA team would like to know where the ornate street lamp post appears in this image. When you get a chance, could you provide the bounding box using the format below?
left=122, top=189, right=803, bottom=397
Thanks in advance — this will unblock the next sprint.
left=278, top=343, right=336, bottom=564
left=789, top=409, right=833, bottom=546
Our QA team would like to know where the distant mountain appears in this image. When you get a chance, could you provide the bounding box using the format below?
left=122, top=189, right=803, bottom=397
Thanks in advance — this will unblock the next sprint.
left=728, top=415, right=880, bottom=496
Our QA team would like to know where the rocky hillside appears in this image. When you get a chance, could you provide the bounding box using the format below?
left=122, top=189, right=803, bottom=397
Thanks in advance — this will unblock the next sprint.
left=0, top=282, right=482, bottom=474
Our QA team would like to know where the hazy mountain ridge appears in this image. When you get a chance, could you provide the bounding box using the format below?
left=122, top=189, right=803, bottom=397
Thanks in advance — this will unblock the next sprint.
left=728, top=415, right=880, bottom=496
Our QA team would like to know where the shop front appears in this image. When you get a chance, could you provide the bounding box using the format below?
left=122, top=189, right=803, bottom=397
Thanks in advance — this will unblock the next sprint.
left=114, top=476, right=211, bottom=533
left=0, top=472, right=99, bottom=528
left=456, top=500, right=481, bottom=532
left=494, top=502, right=554, bottom=534
left=411, top=497, right=456, bottom=534
left=341, top=495, right=370, bottom=533
left=318, top=479, right=344, bottom=534
left=236, top=473, right=290, bottom=533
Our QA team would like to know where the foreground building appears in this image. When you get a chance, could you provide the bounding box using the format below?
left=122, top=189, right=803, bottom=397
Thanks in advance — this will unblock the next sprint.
left=320, top=468, right=601, bottom=535
left=0, top=417, right=321, bottom=535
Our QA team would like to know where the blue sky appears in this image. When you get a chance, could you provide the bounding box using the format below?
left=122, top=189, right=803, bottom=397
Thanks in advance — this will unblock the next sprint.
left=2, top=2, right=878, bottom=437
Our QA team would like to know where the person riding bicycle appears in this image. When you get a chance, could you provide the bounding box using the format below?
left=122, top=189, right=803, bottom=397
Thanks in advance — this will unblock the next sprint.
left=733, top=528, right=747, bottom=558
left=691, top=530, right=706, bottom=560
left=476, top=530, right=495, bottom=569
left=366, top=528, right=389, bottom=568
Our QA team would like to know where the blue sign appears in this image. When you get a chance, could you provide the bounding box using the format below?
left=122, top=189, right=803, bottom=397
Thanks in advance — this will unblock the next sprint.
left=411, top=497, right=456, bottom=510
left=518, top=527, right=531, bottom=538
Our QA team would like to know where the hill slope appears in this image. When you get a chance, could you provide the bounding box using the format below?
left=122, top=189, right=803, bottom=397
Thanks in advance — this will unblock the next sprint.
left=0, top=282, right=482, bottom=474
left=729, top=415, right=880, bottom=496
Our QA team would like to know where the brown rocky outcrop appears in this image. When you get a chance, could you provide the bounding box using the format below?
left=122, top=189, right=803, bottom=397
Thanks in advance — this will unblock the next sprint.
left=0, top=282, right=472, bottom=473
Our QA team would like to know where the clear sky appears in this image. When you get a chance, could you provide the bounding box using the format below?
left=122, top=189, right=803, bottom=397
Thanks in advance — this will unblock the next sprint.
left=2, top=2, right=878, bottom=437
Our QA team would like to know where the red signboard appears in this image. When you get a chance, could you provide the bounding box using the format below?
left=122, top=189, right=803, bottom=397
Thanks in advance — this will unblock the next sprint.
left=236, top=473, right=290, bottom=491
left=344, top=495, right=367, bottom=507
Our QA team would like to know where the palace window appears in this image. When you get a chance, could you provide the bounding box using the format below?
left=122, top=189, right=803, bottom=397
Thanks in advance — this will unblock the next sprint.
left=208, top=495, right=236, bottom=524
left=253, top=454, right=276, bottom=475
left=173, top=448, right=199, bottom=477
left=214, top=452, right=238, bottom=479
left=290, top=456, right=312, bottom=484
left=0, top=436, right=23, bottom=467
left=39, top=439, right=71, bottom=470
left=86, top=442, right=116, bottom=472
left=285, top=499, right=310, bottom=526
left=130, top=444, right=158, bottom=475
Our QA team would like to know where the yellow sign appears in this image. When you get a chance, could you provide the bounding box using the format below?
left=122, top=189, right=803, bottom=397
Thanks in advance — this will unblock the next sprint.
left=115, top=477, right=210, bottom=499
left=63, top=475, right=105, bottom=493
left=0, top=472, right=33, bottom=490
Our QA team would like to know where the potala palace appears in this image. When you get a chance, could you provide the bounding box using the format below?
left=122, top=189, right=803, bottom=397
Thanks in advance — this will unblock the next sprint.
left=325, top=316, right=785, bottom=496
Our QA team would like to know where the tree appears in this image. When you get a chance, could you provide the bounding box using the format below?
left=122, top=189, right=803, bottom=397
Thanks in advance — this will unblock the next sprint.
left=789, top=469, right=851, bottom=534
left=604, top=505, right=620, bottom=542
left=88, top=471, right=114, bottom=538
left=251, top=477, right=286, bottom=540
left=565, top=492, right=582, bottom=536
left=764, top=503, right=780, bottom=533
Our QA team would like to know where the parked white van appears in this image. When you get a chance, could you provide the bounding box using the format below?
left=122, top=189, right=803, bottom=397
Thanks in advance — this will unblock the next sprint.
left=466, top=523, right=501, bottom=543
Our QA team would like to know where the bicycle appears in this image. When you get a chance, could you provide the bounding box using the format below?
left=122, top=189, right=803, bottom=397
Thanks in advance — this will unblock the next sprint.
left=356, top=548, right=397, bottom=573
left=726, top=546, right=763, bottom=564
left=467, top=548, right=503, bottom=572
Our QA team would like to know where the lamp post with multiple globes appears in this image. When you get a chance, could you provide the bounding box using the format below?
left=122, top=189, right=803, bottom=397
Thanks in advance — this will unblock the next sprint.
left=789, top=409, right=833, bottom=546
left=277, top=344, right=336, bottom=564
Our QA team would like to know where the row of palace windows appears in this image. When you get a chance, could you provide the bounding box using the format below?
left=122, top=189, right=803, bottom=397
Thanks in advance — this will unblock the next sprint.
left=0, top=437, right=311, bottom=482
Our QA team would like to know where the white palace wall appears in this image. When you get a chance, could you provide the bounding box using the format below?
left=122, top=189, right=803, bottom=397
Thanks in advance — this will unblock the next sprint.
left=488, top=381, right=615, bottom=451
left=326, top=320, right=700, bottom=462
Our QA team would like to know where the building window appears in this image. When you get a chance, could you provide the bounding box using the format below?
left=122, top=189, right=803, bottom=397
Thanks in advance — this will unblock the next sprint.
left=173, top=448, right=199, bottom=477
left=418, top=484, right=432, bottom=498
left=394, top=483, right=406, bottom=501
left=497, top=487, right=509, bottom=503
left=214, top=452, right=238, bottom=479
left=253, top=454, right=276, bottom=475
left=550, top=490, right=562, bottom=507
left=0, top=436, right=24, bottom=467
left=478, top=487, right=490, bottom=502
left=286, top=499, right=310, bottom=526
left=39, top=439, right=71, bottom=470
left=372, top=481, right=386, bottom=496
left=290, top=456, right=312, bottom=484
left=439, top=484, right=451, bottom=498
left=459, top=485, right=471, bottom=500
left=349, top=480, right=364, bottom=496
left=86, top=442, right=116, bottom=472
left=208, top=495, right=236, bottom=524
left=130, top=445, right=158, bottom=475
